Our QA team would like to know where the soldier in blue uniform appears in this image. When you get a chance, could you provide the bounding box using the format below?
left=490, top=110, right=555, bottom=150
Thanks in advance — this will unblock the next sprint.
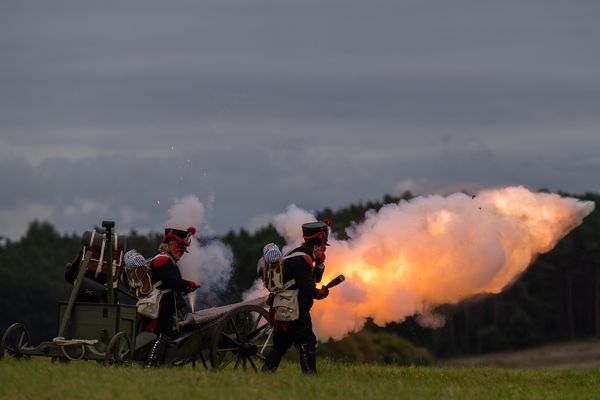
left=143, top=226, right=201, bottom=367
left=262, top=221, right=331, bottom=374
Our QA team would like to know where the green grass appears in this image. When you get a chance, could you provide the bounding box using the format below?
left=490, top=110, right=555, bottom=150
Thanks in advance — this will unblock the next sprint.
left=1, top=357, right=599, bottom=400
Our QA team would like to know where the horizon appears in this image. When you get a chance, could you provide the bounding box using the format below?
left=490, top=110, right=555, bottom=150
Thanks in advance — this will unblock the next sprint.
left=3, top=186, right=596, bottom=243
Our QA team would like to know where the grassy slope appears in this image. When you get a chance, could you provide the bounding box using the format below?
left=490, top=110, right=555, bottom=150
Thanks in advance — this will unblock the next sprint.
left=1, top=358, right=599, bottom=400
left=440, top=339, right=600, bottom=369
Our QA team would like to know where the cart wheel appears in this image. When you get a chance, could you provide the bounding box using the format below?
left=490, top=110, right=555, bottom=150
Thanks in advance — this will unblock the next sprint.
left=1, top=323, right=32, bottom=360
left=210, top=304, right=274, bottom=371
left=104, top=332, right=133, bottom=366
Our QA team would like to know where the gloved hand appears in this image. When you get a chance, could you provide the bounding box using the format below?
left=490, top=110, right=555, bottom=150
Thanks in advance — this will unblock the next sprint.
left=315, top=286, right=329, bottom=300
left=186, top=280, right=201, bottom=292
left=314, top=261, right=325, bottom=283
left=315, top=245, right=326, bottom=264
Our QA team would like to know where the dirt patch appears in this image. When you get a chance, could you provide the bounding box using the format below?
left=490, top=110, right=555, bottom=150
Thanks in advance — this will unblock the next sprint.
left=439, top=339, right=600, bottom=369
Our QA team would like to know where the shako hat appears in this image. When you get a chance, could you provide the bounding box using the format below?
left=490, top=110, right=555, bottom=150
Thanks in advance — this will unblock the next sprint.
left=302, top=221, right=330, bottom=245
left=163, top=226, right=197, bottom=249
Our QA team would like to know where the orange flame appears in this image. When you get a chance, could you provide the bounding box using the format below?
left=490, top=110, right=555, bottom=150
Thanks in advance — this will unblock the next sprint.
left=309, top=186, right=594, bottom=340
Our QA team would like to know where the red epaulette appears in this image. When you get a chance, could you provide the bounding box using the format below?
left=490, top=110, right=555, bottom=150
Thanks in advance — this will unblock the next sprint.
left=152, top=254, right=170, bottom=268
left=302, top=254, right=314, bottom=268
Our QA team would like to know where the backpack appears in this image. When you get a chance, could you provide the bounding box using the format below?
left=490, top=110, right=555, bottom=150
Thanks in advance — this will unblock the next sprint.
left=80, top=230, right=126, bottom=285
left=264, top=251, right=307, bottom=322
left=261, top=258, right=284, bottom=293
left=123, top=250, right=153, bottom=298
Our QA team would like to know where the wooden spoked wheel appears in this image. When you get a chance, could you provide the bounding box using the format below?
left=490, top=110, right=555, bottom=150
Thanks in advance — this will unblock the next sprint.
left=0, top=323, right=31, bottom=359
left=104, top=332, right=133, bottom=365
left=210, top=305, right=274, bottom=371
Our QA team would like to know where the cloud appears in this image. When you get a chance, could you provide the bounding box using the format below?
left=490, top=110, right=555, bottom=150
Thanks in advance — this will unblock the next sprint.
left=0, top=0, right=599, bottom=239
left=0, top=202, right=56, bottom=239
left=63, top=198, right=109, bottom=217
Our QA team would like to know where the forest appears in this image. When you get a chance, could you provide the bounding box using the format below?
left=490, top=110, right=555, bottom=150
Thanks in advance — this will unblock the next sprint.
left=1, top=190, right=598, bottom=364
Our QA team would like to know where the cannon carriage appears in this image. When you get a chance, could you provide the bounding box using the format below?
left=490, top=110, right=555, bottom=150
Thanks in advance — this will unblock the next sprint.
left=0, top=221, right=274, bottom=370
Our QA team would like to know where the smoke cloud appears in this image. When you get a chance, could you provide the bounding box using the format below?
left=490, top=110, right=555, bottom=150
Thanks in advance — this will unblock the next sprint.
left=164, top=195, right=233, bottom=307
left=241, top=204, right=316, bottom=301
left=273, top=204, right=316, bottom=253
left=269, top=186, right=594, bottom=340
left=179, top=238, right=234, bottom=307
left=242, top=276, right=269, bottom=302
left=165, top=194, right=206, bottom=229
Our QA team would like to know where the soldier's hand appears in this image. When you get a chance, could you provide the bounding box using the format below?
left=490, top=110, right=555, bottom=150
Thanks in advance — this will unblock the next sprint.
left=316, top=251, right=326, bottom=264
left=315, top=286, right=329, bottom=300
left=186, top=280, right=201, bottom=292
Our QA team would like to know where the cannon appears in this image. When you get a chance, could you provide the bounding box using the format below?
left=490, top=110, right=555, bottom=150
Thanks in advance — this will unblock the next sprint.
left=0, top=221, right=274, bottom=370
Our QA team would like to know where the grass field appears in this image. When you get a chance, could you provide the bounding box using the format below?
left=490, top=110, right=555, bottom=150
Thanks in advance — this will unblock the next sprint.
left=1, top=357, right=599, bottom=400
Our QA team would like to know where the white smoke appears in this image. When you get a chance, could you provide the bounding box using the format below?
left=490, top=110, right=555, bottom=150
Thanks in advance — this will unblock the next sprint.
left=241, top=204, right=316, bottom=301
left=164, top=195, right=233, bottom=308
left=241, top=204, right=317, bottom=301
left=242, top=277, right=269, bottom=302
left=272, top=204, right=316, bottom=253
left=166, top=194, right=206, bottom=229
left=267, top=186, right=595, bottom=340
left=179, top=238, right=234, bottom=293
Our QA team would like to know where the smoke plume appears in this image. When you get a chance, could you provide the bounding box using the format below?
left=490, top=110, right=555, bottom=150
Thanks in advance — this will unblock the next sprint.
left=273, top=204, right=316, bottom=253
left=270, top=186, right=594, bottom=340
left=165, top=195, right=233, bottom=307
left=241, top=204, right=317, bottom=301
left=166, top=194, right=206, bottom=229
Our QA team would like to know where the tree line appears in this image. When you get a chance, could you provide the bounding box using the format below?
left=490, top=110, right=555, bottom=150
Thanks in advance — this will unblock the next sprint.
left=0, top=190, right=598, bottom=362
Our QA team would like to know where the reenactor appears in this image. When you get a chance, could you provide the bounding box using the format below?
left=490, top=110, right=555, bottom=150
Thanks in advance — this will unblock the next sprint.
left=142, top=226, right=201, bottom=367
left=262, top=221, right=330, bottom=374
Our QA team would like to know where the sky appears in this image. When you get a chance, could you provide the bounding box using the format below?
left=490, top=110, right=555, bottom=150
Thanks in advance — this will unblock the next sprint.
left=1, top=0, right=599, bottom=240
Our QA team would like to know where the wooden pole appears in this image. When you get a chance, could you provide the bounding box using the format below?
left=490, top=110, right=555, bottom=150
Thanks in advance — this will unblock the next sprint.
left=102, top=221, right=115, bottom=305
left=58, top=251, right=92, bottom=337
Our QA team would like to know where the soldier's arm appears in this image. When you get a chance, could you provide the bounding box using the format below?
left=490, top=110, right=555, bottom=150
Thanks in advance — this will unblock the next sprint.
left=291, top=257, right=325, bottom=300
left=314, top=262, right=325, bottom=283
left=151, top=256, right=191, bottom=292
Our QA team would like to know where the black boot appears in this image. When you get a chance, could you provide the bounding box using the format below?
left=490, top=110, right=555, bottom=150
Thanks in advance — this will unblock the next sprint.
left=262, top=348, right=284, bottom=372
left=299, top=344, right=317, bottom=374
left=146, top=335, right=168, bottom=367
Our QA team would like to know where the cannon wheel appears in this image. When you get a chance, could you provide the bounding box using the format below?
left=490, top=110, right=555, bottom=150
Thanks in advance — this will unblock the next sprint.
left=210, top=304, right=273, bottom=371
left=1, top=323, right=32, bottom=360
left=104, top=332, right=133, bottom=365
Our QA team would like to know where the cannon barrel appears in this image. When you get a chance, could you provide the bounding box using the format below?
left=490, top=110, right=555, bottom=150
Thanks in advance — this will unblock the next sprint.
left=179, top=296, right=268, bottom=327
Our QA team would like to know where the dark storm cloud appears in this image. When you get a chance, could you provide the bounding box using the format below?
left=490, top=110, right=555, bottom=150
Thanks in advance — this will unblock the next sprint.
left=1, top=0, right=599, bottom=239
